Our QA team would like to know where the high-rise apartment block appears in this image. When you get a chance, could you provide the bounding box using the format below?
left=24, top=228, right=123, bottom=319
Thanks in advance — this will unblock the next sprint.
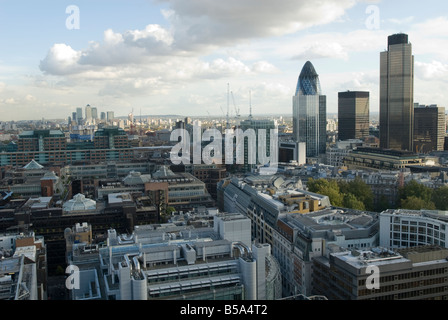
left=380, top=33, right=414, bottom=151
left=293, top=61, right=326, bottom=158
left=338, top=91, right=369, bottom=141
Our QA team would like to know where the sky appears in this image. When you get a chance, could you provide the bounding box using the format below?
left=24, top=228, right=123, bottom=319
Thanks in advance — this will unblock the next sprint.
left=0, top=0, right=448, bottom=121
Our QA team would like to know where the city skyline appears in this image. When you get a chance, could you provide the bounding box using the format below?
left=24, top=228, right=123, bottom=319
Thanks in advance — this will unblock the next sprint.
left=1, top=1, right=448, bottom=121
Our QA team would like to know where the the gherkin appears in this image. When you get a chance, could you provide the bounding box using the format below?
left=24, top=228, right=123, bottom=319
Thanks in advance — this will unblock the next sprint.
left=295, top=61, right=322, bottom=96
left=292, top=61, right=326, bottom=158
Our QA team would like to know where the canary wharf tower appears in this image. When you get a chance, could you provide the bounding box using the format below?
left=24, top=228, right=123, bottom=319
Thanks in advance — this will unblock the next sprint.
left=380, top=33, right=414, bottom=151
left=293, top=61, right=326, bottom=158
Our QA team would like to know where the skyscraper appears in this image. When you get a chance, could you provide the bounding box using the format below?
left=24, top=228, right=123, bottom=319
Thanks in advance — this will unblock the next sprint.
left=293, top=61, right=326, bottom=158
left=85, top=104, right=92, bottom=122
left=380, top=33, right=414, bottom=151
left=76, top=107, right=83, bottom=124
left=240, top=118, right=277, bottom=172
left=413, top=104, right=446, bottom=153
left=91, top=107, right=98, bottom=120
left=107, top=111, right=115, bottom=123
left=338, top=91, right=369, bottom=141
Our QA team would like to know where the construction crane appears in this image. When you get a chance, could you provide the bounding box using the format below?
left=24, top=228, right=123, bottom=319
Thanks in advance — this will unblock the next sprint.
left=249, top=90, right=253, bottom=119
left=226, top=83, right=230, bottom=129
left=231, top=91, right=240, bottom=119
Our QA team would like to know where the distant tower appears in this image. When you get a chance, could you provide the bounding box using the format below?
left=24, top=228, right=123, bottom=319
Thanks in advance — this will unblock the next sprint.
left=380, top=33, right=414, bottom=151
left=107, top=111, right=115, bottom=123
left=293, top=61, right=326, bottom=158
left=76, top=107, right=83, bottom=124
left=85, top=104, right=92, bottom=122
left=91, top=107, right=98, bottom=120
left=413, top=104, right=446, bottom=153
left=338, top=91, right=370, bottom=141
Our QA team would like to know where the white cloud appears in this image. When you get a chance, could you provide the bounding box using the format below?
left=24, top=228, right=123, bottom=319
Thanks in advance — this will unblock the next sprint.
left=293, top=42, right=349, bottom=60
left=159, top=0, right=356, bottom=49
left=388, top=16, right=414, bottom=25
left=415, top=60, right=448, bottom=80
left=39, top=44, right=82, bottom=75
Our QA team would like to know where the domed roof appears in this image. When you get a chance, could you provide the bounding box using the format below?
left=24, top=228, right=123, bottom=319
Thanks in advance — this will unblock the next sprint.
left=299, top=61, right=318, bottom=78
left=295, top=61, right=322, bottom=96
left=63, top=193, right=96, bottom=212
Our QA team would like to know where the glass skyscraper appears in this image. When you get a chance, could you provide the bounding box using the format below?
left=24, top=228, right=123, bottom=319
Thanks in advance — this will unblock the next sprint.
left=413, top=104, right=446, bottom=153
left=240, top=118, right=277, bottom=172
left=293, top=61, right=326, bottom=158
left=338, top=91, right=370, bottom=141
left=380, top=33, right=414, bottom=151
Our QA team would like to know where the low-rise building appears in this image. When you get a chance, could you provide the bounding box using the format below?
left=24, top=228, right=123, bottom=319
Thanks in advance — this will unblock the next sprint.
left=344, top=147, right=424, bottom=171
left=0, top=232, right=47, bottom=300
left=65, top=214, right=282, bottom=300
left=379, top=209, right=448, bottom=249
left=274, top=208, right=379, bottom=297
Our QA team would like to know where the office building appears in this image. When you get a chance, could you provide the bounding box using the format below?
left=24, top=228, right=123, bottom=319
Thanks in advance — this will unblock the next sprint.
left=343, top=147, right=423, bottom=171
left=414, top=104, right=446, bottom=153
left=293, top=61, right=326, bottom=158
left=76, top=107, right=83, bottom=124
left=0, top=191, right=158, bottom=274
left=65, top=215, right=282, bottom=300
left=239, top=119, right=277, bottom=172
left=17, top=130, right=67, bottom=153
left=338, top=91, right=369, bottom=141
left=313, top=245, right=448, bottom=300
left=278, top=141, right=306, bottom=165
left=379, top=209, right=448, bottom=249
left=93, top=127, right=130, bottom=149
left=326, top=139, right=363, bottom=167
left=380, top=33, right=414, bottom=151
left=107, top=111, right=115, bottom=123
left=91, top=106, right=98, bottom=120
left=85, top=104, right=92, bottom=122
left=275, top=208, right=379, bottom=296
left=0, top=232, right=47, bottom=300
left=177, top=163, right=227, bottom=200
left=0, top=127, right=134, bottom=166
left=218, top=174, right=330, bottom=248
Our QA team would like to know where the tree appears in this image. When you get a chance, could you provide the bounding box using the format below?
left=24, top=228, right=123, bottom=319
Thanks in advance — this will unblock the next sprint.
left=399, top=179, right=433, bottom=204
left=401, top=196, right=436, bottom=210
left=307, top=178, right=343, bottom=207
left=376, top=195, right=392, bottom=212
left=343, top=193, right=366, bottom=211
left=432, top=185, right=448, bottom=210
left=341, top=177, right=374, bottom=211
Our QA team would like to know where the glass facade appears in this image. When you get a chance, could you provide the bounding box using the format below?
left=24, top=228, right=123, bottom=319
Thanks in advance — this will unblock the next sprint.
left=338, top=91, right=370, bottom=141
left=413, top=105, right=446, bottom=153
left=380, top=33, right=414, bottom=151
left=293, top=61, right=326, bottom=158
